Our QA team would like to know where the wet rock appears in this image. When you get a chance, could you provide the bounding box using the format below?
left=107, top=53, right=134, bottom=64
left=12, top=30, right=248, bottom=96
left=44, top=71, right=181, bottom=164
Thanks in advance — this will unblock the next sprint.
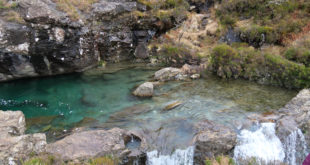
left=134, top=42, right=149, bottom=59
left=276, top=89, right=310, bottom=145
left=193, top=120, right=237, bottom=164
left=190, top=74, right=200, bottom=79
left=163, top=101, right=183, bottom=111
left=133, top=82, right=154, bottom=97
left=46, top=128, right=147, bottom=161
left=154, top=67, right=184, bottom=81
left=0, top=110, right=47, bottom=164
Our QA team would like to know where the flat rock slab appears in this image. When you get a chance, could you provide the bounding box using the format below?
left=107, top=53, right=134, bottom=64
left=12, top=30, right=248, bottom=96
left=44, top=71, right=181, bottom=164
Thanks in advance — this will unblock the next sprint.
left=0, top=110, right=46, bottom=164
left=46, top=128, right=130, bottom=160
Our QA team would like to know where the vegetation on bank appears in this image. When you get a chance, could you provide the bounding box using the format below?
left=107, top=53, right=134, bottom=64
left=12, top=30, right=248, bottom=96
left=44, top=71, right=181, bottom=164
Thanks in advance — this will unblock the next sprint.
left=0, top=0, right=24, bottom=23
left=205, top=155, right=235, bottom=165
left=21, top=155, right=118, bottom=165
left=216, top=0, right=310, bottom=45
left=210, top=43, right=310, bottom=89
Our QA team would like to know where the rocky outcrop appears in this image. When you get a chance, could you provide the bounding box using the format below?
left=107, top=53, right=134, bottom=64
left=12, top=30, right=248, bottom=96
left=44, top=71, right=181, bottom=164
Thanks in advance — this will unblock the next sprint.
left=0, top=0, right=187, bottom=82
left=46, top=128, right=148, bottom=162
left=0, top=110, right=46, bottom=164
left=193, top=120, right=237, bottom=165
left=133, top=82, right=154, bottom=97
left=276, top=89, right=310, bottom=145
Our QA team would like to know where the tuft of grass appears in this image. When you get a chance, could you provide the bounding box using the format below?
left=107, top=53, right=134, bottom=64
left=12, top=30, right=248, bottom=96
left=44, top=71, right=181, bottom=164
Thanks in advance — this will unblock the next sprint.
left=21, top=156, right=55, bottom=165
left=205, top=155, right=236, bottom=165
left=88, top=156, right=118, bottom=165
left=53, top=0, right=98, bottom=20
left=0, top=0, right=17, bottom=9
left=5, top=10, right=25, bottom=23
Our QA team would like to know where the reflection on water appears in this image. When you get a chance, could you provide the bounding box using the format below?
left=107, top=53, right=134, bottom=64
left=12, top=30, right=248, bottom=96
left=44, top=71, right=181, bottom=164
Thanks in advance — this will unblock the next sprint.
left=0, top=63, right=297, bottom=152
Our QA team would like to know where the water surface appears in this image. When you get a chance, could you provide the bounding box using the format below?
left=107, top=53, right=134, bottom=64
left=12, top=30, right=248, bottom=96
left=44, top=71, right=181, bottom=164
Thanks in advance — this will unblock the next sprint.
left=0, top=63, right=297, bottom=152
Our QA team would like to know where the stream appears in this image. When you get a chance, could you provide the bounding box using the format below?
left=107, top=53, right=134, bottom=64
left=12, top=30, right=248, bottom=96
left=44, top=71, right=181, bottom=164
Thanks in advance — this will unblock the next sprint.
left=0, top=63, right=305, bottom=164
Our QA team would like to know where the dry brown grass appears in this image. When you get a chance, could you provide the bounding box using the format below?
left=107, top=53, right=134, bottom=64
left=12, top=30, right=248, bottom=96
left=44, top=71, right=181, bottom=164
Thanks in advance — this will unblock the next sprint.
left=5, top=10, right=25, bottom=23
left=53, top=0, right=98, bottom=20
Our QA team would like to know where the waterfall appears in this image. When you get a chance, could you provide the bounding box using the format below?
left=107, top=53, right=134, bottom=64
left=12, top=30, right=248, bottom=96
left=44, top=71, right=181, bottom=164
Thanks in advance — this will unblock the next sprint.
left=234, top=122, right=309, bottom=165
left=233, top=123, right=285, bottom=164
left=283, top=128, right=308, bottom=165
left=146, top=146, right=194, bottom=165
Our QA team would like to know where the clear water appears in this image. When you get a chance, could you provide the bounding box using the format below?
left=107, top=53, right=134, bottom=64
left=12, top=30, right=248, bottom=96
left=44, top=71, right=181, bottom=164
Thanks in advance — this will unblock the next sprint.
left=0, top=63, right=297, bottom=152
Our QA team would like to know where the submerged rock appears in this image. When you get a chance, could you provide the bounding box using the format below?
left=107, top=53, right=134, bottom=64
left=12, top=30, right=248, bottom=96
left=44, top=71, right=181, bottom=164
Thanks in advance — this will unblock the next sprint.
left=133, top=82, right=154, bottom=97
left=163, top=101, right=183, bottom=111
left=0, top=110, right=46, bottom=164
left=193, top=120, right=237, bottom=164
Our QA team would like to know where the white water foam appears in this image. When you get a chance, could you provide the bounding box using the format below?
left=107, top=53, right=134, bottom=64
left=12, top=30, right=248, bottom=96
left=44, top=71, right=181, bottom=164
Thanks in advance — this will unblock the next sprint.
left=146, top=146, right=194, bottom=165
left=234, top=123, right=285, bottom=164
left=283, top=128, right=308, bottom=165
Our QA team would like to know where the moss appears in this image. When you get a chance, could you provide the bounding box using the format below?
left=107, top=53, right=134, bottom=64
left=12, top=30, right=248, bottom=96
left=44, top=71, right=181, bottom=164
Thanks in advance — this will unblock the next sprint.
left=205, top=159, right=212, bottom=165
left=88, top=156, right=118, bottom=165
left=22, top=156, right=55, bottom=165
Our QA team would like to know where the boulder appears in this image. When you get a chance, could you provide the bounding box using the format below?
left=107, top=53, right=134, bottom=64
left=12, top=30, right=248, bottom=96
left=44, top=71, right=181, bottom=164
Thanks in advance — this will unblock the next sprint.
left=0, top=110, right=26, bottom=136
left=0, top=110, right=46, bottom=164
left=133, top=82, right=154, bottom=97
left=154, top=67, right=183, bottom=81
left=276, top=89, right=310, bottom=145
left=193, top=120, right=237, bottom=164
left=46, top=128, right=147, bottom=161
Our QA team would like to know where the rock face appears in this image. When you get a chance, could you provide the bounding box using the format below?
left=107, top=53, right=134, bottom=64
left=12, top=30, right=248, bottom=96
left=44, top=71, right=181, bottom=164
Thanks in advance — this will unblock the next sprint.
left=0, top=110, right=47, bottom=164
left=133, top=82, right=154, bottom=97
left=193, top=120, right=237, bottom=165
left=0, top=0, right=183, bottom=82
left=276, top=89, right=310, bottom=145
left=46, top=128, right=147, bottom=162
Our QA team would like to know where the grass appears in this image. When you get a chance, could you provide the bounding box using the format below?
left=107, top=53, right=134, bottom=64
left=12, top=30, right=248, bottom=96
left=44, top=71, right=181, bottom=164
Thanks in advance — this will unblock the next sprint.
left=205, top=155, right=235, bottom=165
left=0, top=0, right=17, bottom=9
left=88, top=156, right=118, bottom=165
left=21, top=155, right=117, bottom=165
left=21, top=156, right=55, bottom=165
left=52, top=0, right=98, bottom=20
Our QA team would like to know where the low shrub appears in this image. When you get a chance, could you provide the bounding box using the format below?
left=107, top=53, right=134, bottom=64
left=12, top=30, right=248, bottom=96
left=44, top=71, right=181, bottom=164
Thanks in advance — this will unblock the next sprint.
left=211, top=44, right=310, bottom=88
